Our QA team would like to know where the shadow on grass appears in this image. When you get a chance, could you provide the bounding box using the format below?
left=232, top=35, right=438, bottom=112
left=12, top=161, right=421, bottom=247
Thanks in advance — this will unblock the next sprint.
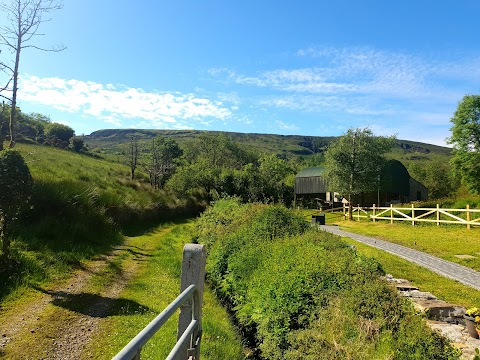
left=33, top=286, right=152, bottom=318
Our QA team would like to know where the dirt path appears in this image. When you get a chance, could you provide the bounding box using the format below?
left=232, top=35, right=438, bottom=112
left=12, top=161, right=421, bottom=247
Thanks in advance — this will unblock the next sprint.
left=0, top=227, right=172, bottom=359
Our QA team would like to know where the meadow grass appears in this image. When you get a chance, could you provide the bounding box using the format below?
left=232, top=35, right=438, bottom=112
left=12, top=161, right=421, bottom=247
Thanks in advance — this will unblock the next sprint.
left=332, top=219, right=480, bottom=271
left=85, top=221, right=244, bottom=360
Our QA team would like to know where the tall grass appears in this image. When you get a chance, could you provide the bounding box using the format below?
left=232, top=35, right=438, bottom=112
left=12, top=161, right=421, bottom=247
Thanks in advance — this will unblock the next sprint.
left=0, top=144, right=203, bottom=302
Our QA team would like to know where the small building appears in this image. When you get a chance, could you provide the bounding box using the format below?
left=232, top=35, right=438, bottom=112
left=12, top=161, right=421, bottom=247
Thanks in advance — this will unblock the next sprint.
left=294, top=160, right=428, bottom=207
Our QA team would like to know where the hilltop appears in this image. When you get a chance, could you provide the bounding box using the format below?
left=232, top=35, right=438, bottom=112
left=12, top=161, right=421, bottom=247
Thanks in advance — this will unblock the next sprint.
left=86, top=128, right=452, bottom=163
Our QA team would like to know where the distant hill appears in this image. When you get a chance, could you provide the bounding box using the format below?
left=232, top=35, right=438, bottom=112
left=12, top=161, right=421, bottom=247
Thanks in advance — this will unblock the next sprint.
left=86, top=129, right=452, bottom=162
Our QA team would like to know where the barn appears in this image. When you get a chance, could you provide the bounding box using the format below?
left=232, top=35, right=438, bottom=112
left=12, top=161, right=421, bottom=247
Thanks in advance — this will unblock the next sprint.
left=294, top=160, right=428, bottom=207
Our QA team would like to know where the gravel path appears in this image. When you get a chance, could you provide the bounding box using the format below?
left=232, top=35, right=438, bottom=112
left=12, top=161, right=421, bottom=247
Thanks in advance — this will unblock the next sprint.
left=320, top=225, right=480, bottom=291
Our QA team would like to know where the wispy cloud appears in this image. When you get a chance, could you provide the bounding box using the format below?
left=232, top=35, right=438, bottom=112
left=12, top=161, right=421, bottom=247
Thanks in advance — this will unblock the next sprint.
left=211, top=46, right=480, bottom=110
left=18, top=75, right=234, bottom=128
left=275, top=120, right=299, bottom=131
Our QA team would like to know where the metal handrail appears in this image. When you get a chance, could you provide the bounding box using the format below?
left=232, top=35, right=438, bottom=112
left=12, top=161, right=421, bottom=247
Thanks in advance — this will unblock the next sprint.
left=112, top=284, right=199, bottom=360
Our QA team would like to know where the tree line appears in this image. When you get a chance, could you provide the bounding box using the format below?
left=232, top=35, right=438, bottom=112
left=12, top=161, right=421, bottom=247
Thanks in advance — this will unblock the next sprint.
left=127, top=133, right=297, bottom=205
left=0, top=103, right=85, bottom=151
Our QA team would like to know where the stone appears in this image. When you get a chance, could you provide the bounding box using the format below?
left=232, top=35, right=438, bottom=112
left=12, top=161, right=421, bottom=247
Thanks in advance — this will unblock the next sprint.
left=395, top=284, right=419, bottom=291
left=412, top=299, right=465, bottom=322
left=399, top=290, right=437, bottom=299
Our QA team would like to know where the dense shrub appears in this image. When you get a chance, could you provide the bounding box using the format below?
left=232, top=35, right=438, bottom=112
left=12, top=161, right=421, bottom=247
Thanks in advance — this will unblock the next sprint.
left=0, top=150, right=33, bottom=258
left=196, top=199, right=460, bottom=359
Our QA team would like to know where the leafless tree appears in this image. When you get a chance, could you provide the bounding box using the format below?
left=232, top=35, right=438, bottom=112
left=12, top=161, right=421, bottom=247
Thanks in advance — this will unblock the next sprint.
left=128, top=135, right=140, bottom=180
left=0, top=0, right=65, bottom=148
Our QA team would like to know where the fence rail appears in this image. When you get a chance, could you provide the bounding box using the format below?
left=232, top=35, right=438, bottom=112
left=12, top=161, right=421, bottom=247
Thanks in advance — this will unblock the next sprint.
left=344, top=204, right=480, bottom=229
left=113, top=244, right=206, bottom=360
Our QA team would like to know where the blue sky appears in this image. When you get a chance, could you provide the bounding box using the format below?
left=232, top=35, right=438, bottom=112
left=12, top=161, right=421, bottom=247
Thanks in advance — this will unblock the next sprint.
left=2, top=0, right=480, bottom=146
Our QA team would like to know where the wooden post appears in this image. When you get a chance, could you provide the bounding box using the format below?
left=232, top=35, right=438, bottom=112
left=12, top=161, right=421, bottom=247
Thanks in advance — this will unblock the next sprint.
left=177, top=244, right=206, bottom=360
left=372, top=204, right=376, bottom=222
left=343, top=203, right=346, bottom=219
left=411, top=203, right=415, bottom=226
left=390, top=204, right=393, bottom=224
left=436, top=204, right=440, bottom=226
left=467, top=204, right=471, bottom=230
left=357, top=204, right=360, bottom=221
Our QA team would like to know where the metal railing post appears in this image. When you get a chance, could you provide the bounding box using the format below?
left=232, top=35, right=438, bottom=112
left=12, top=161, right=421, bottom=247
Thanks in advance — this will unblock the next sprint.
left=177, top=244, right=206, bottom=360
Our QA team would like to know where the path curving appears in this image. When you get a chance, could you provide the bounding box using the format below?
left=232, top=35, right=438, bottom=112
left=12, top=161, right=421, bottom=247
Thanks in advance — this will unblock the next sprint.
left=320, top=225, right=480, bottom=291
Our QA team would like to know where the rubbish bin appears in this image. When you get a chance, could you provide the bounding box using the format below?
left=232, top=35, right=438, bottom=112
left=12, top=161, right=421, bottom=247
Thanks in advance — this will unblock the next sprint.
left=311, top=214, right=326, bottom=225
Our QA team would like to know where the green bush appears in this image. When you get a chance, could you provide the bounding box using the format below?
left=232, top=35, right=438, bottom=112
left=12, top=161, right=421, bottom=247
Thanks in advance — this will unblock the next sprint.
left=0, top=149, right=33, bottom=258
left=197, top=200, right=460, bottom=359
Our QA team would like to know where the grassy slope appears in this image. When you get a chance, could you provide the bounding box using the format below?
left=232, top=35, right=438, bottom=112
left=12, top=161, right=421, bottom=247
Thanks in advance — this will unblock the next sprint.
left=0, top=143, right=198, bottom=302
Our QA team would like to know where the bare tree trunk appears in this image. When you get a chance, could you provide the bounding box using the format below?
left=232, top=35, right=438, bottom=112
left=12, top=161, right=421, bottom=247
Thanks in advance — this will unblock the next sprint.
left=0, top=215, right=9, bottom=259
left=8, top=17, right=22, bottom=149
left=0, top=102, right=5, bottom=151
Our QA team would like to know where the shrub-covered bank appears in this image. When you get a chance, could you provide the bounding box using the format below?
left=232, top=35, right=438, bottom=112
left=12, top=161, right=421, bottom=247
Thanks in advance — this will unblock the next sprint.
left=195, top=198, right=460, bottom=359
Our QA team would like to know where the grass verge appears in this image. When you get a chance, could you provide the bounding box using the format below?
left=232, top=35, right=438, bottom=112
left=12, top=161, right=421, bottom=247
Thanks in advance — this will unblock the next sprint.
left=331, top=219, right=480, bottom=271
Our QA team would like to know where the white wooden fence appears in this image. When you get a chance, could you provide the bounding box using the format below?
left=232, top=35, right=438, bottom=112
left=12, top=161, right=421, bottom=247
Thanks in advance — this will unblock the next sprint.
left=343, top=204, right=480, bottom=229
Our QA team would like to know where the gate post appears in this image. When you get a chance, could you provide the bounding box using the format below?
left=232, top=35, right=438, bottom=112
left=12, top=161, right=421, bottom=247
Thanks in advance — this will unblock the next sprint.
left=177, top=244, right=206, bottom=359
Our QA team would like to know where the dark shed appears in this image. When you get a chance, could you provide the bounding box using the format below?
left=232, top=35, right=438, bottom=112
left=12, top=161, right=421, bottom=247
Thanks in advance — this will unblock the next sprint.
left=295, top=167, right=329, bottom=194
left=294, top=160, right=428, bottom=207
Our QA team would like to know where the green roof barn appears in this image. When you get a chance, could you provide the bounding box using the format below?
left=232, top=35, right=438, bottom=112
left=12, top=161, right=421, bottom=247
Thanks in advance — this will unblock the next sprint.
left=294, top=160, right=427, bottom=207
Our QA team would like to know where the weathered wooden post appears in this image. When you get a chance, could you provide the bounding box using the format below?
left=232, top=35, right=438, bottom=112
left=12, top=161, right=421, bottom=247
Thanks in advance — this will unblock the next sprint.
left=467, top=204, right=471, bottom=230
left=436, top=204, right=440, bottom=226
left=372, top=204, right=376, bottom=223
left=343, top=203, right=346, bottom=219
left=177, top=244, right=206, bottom=360
left=411, top=203, right=415, bottom=226
left=390, top=204, right=393, bottom=224
left=357, top=204, right=360, bottom=221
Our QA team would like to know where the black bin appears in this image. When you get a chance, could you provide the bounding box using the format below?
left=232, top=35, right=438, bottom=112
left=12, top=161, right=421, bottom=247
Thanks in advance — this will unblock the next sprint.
left=311, top=214, right=325, bottom=225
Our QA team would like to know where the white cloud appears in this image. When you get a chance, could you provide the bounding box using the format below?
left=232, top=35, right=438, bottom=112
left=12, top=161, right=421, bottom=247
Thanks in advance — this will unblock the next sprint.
left=275, top=120, right=299, bottom=131
left=18, top=75, right=233, bottom=128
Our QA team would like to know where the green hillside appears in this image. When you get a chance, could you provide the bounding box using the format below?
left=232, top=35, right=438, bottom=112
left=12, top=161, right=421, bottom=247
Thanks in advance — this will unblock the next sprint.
left=0, top=143, right=202, bottom=302
left=86, top=128, right=452, bottom=165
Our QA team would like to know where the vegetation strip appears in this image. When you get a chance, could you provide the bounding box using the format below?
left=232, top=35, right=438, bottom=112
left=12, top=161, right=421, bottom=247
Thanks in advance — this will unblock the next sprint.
left=197, top=199, right=460, bottom=359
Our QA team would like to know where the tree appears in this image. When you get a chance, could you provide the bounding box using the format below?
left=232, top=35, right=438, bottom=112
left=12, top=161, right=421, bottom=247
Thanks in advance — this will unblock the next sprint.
left=44, top=122, right=74, bottom=148
left=325, top=128, right=395, bottom=220
left=0, top=0, right=65, bottom=148
left=241, top=154, right=294, bottom=204
left=127, top=134, right=140, bottom=180
left=147, top=136, right=182, bottom=189
left=408, top=161, right=458, bottom=199
left=167, top=134, right=251, bottom=199
left=69, top=136, right=85, bottom=152
left=447, top=95, right=480, bottom=194
left=0, top=149, right=32, bottom=259
left=0, top=102, right=8, bottom=150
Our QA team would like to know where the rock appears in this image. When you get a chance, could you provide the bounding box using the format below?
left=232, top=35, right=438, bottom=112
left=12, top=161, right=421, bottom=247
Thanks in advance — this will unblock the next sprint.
left=399, top=290, right=437, bottom=299
left=412, top=298, right=465, bottom=322
left=395, top=284, right=419, bottom=291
